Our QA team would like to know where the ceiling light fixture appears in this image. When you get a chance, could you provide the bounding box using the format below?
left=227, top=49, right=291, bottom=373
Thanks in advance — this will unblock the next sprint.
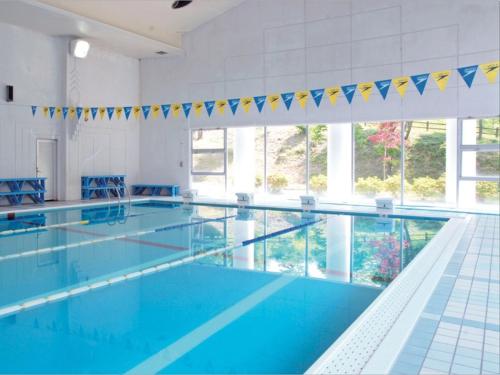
left=70, top=39, right=90, bottom=59
left=172, top=1, right=192, bottom=10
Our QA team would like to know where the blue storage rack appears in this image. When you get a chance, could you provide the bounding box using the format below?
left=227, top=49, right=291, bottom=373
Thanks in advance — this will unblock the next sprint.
left=131, top=184, right=179, bottom=197
left=0, top=177, right=46, bottom=206
left=81, top=175, right=126, bottom=200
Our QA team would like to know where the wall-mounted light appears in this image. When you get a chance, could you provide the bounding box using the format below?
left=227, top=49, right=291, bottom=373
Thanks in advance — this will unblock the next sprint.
left=70, top=39, right=90, bottom=59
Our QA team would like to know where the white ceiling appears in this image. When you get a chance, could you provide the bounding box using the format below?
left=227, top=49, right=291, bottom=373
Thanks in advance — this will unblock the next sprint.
left=0, top=0, right=245, bottom=58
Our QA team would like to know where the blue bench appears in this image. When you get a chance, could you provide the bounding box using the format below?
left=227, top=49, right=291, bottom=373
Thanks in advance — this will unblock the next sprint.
left=132, top=184, right=180, bottom=197
left=0, top=177, right=46, bottom=206
left=81, top=175, right=126, bottom=200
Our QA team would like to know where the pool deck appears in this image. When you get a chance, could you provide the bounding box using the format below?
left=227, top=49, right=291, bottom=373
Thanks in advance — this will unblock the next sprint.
left=1, top=197, right=498, bottom=375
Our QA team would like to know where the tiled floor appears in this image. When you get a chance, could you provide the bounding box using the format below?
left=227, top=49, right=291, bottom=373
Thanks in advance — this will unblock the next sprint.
left=392, top=215, right=500, bottom=375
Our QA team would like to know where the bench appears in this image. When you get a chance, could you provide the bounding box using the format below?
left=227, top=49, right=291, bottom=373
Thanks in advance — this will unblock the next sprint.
left=131, top=184, right=180, bottom=197
left=81, top=175, right=126, bottom=200
left=0, top=177, right=46, bottom=206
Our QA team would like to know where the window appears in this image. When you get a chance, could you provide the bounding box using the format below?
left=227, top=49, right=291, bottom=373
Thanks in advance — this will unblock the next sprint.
left=309, top=124, right=328, bottom=196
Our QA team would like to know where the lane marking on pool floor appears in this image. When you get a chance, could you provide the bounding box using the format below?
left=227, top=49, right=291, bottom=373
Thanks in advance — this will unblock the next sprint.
left=125, top=275, right=296, bottom=375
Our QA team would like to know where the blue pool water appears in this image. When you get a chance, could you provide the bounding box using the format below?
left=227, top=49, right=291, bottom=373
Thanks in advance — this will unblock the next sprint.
left=0, top=201, right=445, bottom=373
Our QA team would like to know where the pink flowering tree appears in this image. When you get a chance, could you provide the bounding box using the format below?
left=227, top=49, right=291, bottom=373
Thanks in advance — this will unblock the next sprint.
left=367, top=122, right=401, bottom=180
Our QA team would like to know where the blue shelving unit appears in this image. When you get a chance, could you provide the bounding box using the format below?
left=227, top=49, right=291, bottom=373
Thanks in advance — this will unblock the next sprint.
left=0, top=177, right=46, bottom=206
left=131, top=184, right=180, bottom=197
left=81, top=175, right=126, bottom=200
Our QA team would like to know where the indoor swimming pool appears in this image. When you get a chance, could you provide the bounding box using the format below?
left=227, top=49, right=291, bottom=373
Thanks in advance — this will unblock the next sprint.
left=0, top=201, right=446, bottom=373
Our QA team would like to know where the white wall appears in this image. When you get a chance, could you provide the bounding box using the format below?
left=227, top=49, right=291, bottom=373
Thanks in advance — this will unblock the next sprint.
left=139, top=0, right=500, bottom=190
left=0, top=22, right=141, bottom=201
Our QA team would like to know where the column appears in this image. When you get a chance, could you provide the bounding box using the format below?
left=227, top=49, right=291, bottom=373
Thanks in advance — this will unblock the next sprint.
left=327, top=123, right=352, bottom=202
left=445, top=119, right=458, bottom=205
left=233, top=127, right=256, bottom=193
left=459, top=119, right=477, bottom=207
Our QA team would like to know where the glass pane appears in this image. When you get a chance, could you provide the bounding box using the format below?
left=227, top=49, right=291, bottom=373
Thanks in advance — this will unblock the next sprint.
left=354, top=122, right=402, bottom=201
left=404, top=120, right=447, bottom=204
left=461, top=118, right=500, bottom=145
left=192, top=129, right=225, bottom=149
left=459, top=180, right=500, bottom=209
left=191, top=175, right=225, bottom=194
left=192, top=152, right=225, bottom=174
left=461, top=151, right=500, bottom=177
left=266, top=125, right=307, bottom=196
left=309, top=124, right=328, bottom=196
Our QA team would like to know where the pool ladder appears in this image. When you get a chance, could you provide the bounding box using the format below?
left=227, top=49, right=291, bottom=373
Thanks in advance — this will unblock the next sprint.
left=104, top=183, right=131, bottom=225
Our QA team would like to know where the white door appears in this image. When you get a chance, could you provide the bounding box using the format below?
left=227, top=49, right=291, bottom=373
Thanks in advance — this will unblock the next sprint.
left=36, top=139, right=57, bottom=201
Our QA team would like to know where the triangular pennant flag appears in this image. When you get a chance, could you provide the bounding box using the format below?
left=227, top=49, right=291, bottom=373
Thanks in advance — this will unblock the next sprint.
left=133, top=106, right=141, bottom=119
left=375, top=80, right=391, bottom=100
left=142, top=105, right=151, bottom=119
left=204, top=101, right=215, bottom=117
left=172, top=104, right=181, bottom=118
left=326, top=87, right=340, bottom=105
left=358, top=83, right=374, bottom=102
left=241, top=97, right=253, bottom=113
left=341, top=84, right=357, bottom=104
left=267, top=94, right=280, bottom=111
left=161, top=104, right=171, bottom=119
left=76, top=107, right=83, bottom=120
left=295, top=91, right=309, bottom=109
left=115, top=107, right=123, bottom=120
left=43, top=107, right=49, bottom=117
left=411, top=73, right=429, bottom=95
left=432, top=70, right=451, bottom=91
left=124, top=106, right=132, bottom=120
left=31, top=106, right=37, bottom=117
left=393, top=76, right=410, bottom=97
left=310, top=88, right=325, bottom=107
left=228, top=98, right=240, bottom=115
left=83, top=107, right=90, bottom=121
left=99, top=107, right=106, bottom=120
left=254, top=96, right=267, bottom=113
left=182, top=103, right=192, bottom=118
left=216, top=100, right=227, bottom=115
left=68, top=107, right=75, bottom=119
left=55, top=107, right=62, bottom=119
left=479, top=61, right=499, bottom=84
left=91, top=107, right=98, bottom=120
left=457, top=65, right=478, bottom=88
left=151, top=105, right=160, bottom=119
left=106, top=107, right=115, bottom=120
left=193, top=102, right=203, bottom=117
left=281, top=92, right=294, bottom=110
left=49, top=107, right=55, bottom=118
left=62, top=107, right=68, bottom=119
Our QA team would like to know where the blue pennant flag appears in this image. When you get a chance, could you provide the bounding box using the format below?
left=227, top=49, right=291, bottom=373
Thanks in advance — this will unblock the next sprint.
left=457, top=65, right=478, bottom=88
left=341, top=84, right=357, bottom=104
left=182, top=103, right=192, bottom=118
left=161, top=104, right=171, bottom=119
left=228, top=98, right=240, bottom=115
left=375, top=79, right=391, bottom=100
left=123, top=106, right=132, bottom=120
left=62, top=107, right=68, bottom=119
left=254, top=96, right=266, bottom=113
left=76, top=107, right=83, bottom=120
left=91, top=107, right=98, bottom=120
left=281, top=92, right=294, bottom=110
left=142, top=105, right=151, bottom=119
left=411, top=73, right=429, bottom=95
left=106, top=107, right=115, bottom=120
left=204, top=101, right=215, bottom=117
left=310, top=88, right=325, bottom=108
left=49, top=107, right=55, bottom=118
left=31, top=106, right=37, bottom=117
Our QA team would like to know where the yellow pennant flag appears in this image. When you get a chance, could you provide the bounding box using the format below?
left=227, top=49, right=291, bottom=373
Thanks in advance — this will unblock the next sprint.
left=115, top=107, right=123, bottom=120
left=295, top=91, right=309, bottom=109
left=172, top=104, right=181, bottom=118
left=216, top=100, right=227, bottom=115
left=151, top=104, right=161, bottom=119
left=432, top=70, right=451, bottom=91
left=326, top=86, right=341, bottom=105
left=83, top=107, right=90, bottom=121
left=241, top=97, right=253, bottom=113
left=393, top=76, right=410, bottom=97
left=479, top=61, right=500, bottom=84
left=193, top=102, right=204, bottom=117
left=358, top=82, right=374, bottom=102
left=43, top=107, right=49, bottom=117
left=68, top=107, right=76, bottom=119
left=133, top=106, right=141, bottom=119
left=98, top=107, right=106, bottom=120
left=55, top=107, right=62, bottom=119
left=267, top=94, right=280, bottom=111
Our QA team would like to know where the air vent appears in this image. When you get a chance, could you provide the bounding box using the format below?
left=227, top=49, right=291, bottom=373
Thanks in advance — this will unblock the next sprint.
left=155, top=51, right=168, bottom=55
left=172, top=1, right=192, bottom=9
